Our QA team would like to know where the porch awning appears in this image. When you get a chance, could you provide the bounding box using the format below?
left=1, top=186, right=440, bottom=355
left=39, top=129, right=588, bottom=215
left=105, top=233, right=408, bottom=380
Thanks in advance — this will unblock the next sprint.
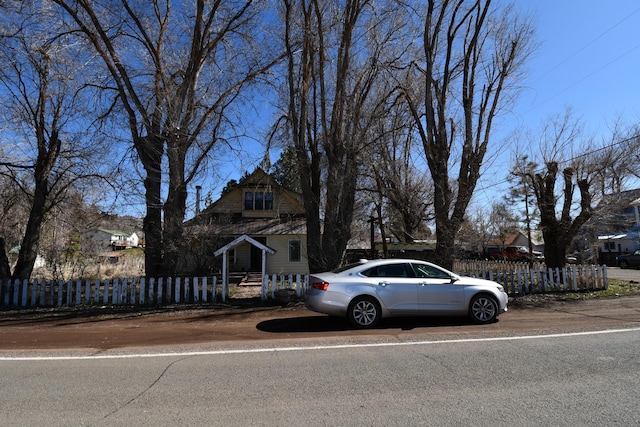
left=214, top=234, right=276, bottom=302
left=214, top=234, right=275, bottom=256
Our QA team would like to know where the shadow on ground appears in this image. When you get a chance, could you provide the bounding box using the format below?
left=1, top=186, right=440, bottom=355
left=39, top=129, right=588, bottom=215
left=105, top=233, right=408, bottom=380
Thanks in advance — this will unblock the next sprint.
left=256, top=314, right=478, bottom=334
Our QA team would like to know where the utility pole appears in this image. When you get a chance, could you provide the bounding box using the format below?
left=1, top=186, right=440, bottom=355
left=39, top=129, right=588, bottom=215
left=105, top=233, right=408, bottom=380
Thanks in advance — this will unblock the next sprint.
left=368, top=216, right=376, bottom=259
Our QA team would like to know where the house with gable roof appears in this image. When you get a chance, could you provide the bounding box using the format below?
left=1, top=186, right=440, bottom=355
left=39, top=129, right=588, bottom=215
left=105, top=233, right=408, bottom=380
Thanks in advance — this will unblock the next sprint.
left=82, top=229, right=140, bottom=251
left=186, top=168, right=309, bottom=276
left=589, top=189, right=640, bottom=265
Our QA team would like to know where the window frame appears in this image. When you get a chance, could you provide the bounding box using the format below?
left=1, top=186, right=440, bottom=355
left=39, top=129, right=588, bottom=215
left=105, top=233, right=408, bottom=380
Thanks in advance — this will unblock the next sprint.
left=288, top=239, right=301, bottom=263
left=243, top=190, right=274, bottom=211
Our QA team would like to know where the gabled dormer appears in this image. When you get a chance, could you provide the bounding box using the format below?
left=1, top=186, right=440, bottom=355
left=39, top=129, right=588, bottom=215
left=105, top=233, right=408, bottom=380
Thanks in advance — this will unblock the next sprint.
left=241, top=171, right=276, bottom=218
left=191, top=168, right=305, bottom=224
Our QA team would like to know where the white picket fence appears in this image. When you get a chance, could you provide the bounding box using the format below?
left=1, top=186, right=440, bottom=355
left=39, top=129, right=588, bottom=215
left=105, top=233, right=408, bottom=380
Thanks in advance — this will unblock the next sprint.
left=262, top=274, right=310, bottom=300
left=453, top=260, right=608, bottom=295
left=1, top=274, right=311, bottom=309
left=0, top=262, right=608, bottom=309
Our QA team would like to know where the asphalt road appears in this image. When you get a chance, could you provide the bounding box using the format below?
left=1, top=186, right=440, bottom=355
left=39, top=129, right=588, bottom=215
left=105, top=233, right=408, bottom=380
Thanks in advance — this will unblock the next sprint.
left=607, top=266, right=640, bottom=281
left=2, top=327, right=639, bottom=426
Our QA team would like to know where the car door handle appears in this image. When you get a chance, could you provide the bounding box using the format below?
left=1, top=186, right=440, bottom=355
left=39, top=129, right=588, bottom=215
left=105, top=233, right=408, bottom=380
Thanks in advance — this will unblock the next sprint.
left=379, top=281, right=388, bottom=287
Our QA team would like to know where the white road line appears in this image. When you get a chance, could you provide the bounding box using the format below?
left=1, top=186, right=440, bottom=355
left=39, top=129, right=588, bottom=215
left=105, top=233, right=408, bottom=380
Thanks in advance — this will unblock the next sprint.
left=2, top=326, right=640, bottom=361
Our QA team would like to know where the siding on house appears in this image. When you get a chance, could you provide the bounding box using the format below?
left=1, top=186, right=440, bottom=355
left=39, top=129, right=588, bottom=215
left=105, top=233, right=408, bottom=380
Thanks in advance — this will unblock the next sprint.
left=266, top=235, right=308, bottom=275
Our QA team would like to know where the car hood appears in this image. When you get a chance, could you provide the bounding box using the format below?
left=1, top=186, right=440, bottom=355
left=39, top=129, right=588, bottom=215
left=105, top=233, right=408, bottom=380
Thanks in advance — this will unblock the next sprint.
left=455, top=275, right=502, bottom=288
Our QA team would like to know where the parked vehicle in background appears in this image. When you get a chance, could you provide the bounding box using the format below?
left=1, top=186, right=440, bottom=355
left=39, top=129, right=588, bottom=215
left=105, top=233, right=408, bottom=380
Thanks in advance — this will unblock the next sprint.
left=305, top=258, right=508, bottom=328
left=565, top=255, right=579, bottom=264
left=490, top=246, right=544, bottom=262
left=617, top=250, right=640, bottom=269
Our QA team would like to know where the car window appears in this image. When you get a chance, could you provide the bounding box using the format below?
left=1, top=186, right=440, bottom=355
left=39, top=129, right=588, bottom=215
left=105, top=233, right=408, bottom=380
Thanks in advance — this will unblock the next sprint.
left=361, top=263, right=413, bottom=278
left=332, top=261, right=366, bottom=273
left=411, top=263, right=451, bottom=279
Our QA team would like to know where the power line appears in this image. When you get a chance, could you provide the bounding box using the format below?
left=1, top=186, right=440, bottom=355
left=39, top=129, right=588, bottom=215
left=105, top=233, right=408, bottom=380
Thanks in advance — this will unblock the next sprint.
left=526, top=5, right=640, bottom=113
left=532, top=6, right=640, bottom=85
left=529, top=43, right=640, bottom=112
left=472, top=132, right=640, bottom=204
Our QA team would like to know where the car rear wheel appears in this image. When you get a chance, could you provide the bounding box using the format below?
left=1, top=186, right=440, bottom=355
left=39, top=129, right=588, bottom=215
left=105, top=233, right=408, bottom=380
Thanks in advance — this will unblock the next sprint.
left=469, top=294, right=498, bottom=324
left=348, top=296, right=381, bottom=328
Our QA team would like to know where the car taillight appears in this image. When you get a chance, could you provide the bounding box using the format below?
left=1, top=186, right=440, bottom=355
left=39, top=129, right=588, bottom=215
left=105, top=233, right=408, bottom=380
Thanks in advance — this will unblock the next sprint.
left=312, top=281, right=330, bottom=291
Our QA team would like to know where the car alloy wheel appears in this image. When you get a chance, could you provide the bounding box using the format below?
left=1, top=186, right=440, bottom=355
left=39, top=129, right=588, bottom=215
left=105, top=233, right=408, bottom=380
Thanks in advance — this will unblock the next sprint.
left=469, top=294, right=498, bottom=324
left=348, top=296, right=381, bottom=328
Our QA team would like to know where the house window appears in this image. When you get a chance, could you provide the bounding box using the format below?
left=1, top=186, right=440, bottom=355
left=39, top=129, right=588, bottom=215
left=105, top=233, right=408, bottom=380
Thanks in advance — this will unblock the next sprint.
left=289, top=239, right=301, bottom=262
left=265, top=192, right=273, bottom=210
left=604, top=242, right=617, bottom=251
left=244, top=190, right=274, bottom=211
left=244, top=192, right=254, bottom=210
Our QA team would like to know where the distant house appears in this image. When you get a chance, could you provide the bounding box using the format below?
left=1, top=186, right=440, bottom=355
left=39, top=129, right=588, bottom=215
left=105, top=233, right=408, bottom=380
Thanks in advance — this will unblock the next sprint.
left=591, top=189, right=640, bottom=264
left=186, top=168, right=308, bottom=276
left=83, top=229, right=140, bottom=251
left=486, top=232, right=543, bottom=255
left=8, top=246, right=46, bottom=269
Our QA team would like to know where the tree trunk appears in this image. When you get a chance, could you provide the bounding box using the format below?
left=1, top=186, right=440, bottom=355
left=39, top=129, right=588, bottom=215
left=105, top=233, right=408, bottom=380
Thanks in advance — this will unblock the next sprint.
left=0, top=238, right=12, bottom=280
left=532, top=163, right=592, bottom=270
left=138, top=135, right=164, bottom=278
left=162, top=140, right=188, bottom=277
left=298, top=149, right=323, bottom=273
left=143, top=172, right=163, bottom=278
left=321, top=157, right=358, bottom=271
left=12, top=181, right=48, bottom=280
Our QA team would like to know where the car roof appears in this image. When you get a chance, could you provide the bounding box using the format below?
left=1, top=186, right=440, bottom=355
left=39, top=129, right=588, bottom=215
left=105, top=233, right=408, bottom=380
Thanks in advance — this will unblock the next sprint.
left=335, top=258, right=438, bottom=273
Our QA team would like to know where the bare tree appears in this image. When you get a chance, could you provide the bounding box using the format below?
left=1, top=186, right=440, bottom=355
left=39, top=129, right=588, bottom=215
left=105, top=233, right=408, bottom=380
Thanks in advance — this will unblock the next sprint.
left=367, top=110, right=433, bottom=244
left=282, top=0, right=409, bottom=272
left=528, top=163, right=592, bottom=269
left=53, top=0, right=281, bottom=277
left=0, top=4, right=107, bottom=279
left=523, top=109, right=594, bottom=269
left=401, top=0, right=535, bottom=269
left=587, top=120, right=640, bottom=197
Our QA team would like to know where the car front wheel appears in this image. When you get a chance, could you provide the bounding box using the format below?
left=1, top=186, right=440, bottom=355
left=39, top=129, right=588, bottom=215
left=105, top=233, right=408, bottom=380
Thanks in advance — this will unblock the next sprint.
left=348, top=296, right=381, bottom=328
left=619, top=260, right=629, bottom=269
left=469, top=294, right=498, bottom=324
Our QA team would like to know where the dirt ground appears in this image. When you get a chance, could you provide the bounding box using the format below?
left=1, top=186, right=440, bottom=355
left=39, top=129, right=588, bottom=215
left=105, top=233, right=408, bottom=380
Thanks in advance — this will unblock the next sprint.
left=2, top=292, right=640, bottom=352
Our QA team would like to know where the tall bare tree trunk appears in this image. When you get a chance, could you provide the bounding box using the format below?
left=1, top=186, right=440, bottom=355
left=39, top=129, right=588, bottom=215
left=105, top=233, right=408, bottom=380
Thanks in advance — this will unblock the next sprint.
left=404, top=0, right=534, bottom=270
left=0, top=238, right=10, bottom=280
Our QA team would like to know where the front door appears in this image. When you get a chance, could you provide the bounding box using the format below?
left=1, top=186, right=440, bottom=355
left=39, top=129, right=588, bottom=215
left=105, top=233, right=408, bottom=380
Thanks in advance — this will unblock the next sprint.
left=250, top=237, right=267, bottom=271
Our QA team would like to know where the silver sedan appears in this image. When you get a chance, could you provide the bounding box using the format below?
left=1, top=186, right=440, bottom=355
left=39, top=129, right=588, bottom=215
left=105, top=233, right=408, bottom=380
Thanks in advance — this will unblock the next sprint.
left=305, top=258, right=508, bottom=328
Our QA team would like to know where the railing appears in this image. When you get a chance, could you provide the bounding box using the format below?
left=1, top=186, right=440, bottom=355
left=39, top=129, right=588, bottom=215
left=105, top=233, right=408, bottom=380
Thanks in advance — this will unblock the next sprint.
left=453, top=260, right=608, bottom=295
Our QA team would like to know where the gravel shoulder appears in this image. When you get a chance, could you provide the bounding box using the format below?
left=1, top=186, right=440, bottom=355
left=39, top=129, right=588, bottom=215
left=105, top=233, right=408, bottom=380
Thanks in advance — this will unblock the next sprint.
left=2, top=293, right=640, bottom=352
